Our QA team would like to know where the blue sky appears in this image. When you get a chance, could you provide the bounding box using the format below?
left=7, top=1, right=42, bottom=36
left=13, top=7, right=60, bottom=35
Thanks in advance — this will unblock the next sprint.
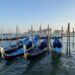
left=0, top=0, right=75, bottom=33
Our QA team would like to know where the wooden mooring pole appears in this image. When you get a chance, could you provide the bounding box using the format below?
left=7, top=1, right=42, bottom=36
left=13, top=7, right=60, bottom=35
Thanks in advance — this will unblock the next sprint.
left=66, top=27, right=68, bottom=55
left=61, top=26, right=63, bottom=42
left=16, top=25, right=19, bottom=46
left=68, top=23, right=71, bottom=55
left=50, top=28, right=52, bottom=49
left=1, top=28, right=3, bottom=47
left=39, top=24, right=42, bottom=44
left=72, top=27, right=74, bottom=48
left=28, top=28, right=29, bottom=37
left=47, top=24, right=50, bottom=51
left=66, top=23, right=71, bottom=55
left=31, top=25, right=34, bottom=43
left=9, top=29, right=11, bottom=48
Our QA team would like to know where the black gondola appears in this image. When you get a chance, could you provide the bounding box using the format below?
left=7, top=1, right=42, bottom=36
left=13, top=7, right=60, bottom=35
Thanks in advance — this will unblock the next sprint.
left=0, top=37, right=29, bottom=57
left=26, top=39, right=47, bottom=60
left=52, top=37, right=62, bottom=58
left=1, top=36, right=39, bottom=61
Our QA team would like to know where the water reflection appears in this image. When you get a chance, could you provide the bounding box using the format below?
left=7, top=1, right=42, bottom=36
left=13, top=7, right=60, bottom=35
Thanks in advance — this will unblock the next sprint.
left=50, top=56, right=61, bottom=75
left=22, top=53, right=46, bottom=75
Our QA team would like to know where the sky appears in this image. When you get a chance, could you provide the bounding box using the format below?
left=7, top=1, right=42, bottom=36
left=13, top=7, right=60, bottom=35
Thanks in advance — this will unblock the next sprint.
left=0, top=0, right=75, bottom=33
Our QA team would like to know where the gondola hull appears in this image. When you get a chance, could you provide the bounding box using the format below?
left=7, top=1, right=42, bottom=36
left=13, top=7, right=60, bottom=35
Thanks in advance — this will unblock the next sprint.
left=4, top=48, right=24, bottom=61
left=52, top=47, right=62, bottom=58
left=52, top=37, right=62, bottom=58
left=26, top=48, right=47, bottom=60
left=0, top=44, right=23, bottom=57
left=4, top=53, right=24, bottom=60
left=5, top=45, right=23, bottom=53
left=0, top=37, right=29, bottom=57
left=26, top=40, right=48, bottom=60
left=3, top=36, right=39, bottom=61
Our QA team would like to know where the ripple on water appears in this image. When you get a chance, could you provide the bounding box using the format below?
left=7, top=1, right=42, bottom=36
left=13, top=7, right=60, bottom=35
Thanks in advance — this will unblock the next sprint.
left=0, top=37, right=75, bottom=75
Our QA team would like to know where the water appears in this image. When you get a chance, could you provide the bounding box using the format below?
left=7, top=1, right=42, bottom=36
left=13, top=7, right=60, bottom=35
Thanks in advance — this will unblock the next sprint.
left=0, top=37, right=75, bottom=75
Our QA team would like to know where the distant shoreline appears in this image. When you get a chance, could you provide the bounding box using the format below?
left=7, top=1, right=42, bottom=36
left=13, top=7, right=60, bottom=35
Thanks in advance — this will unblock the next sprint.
left=0, top=36, right=75, bottom=41
left=0, top=36, right=26, bottom=41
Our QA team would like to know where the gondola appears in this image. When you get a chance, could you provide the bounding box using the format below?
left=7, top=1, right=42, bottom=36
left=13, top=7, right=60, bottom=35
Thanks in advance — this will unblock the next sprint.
left=52, top=37, right=62, bottom=58
left=1, top=36, right=39, bottom=61
left=26, top=39, right=47, bottom=60
left=0, top=37, right=29, bottom=57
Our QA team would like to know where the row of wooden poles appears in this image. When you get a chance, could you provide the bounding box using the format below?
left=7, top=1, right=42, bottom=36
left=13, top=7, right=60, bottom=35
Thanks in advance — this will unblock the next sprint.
left=66, top=23, right=75, bottom=55
left=66, top=23, right=74, bottom=55
left=0, top=24, right=75, bottom=55
left=37, top=23, right=75, bottom=55
left=31, top=24, right=52, bottom=51
left=0, top=26, right=20, bottom=47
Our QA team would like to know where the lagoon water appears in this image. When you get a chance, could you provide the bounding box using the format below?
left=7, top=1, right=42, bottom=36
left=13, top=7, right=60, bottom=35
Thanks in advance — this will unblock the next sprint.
left=0, top=37, right=75, bottom=75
